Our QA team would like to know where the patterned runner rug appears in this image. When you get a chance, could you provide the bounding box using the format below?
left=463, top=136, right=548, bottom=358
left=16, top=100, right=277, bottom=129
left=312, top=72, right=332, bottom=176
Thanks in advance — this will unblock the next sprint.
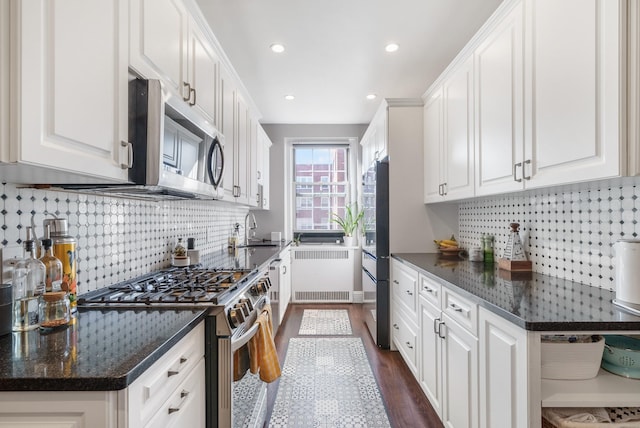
left=269, top=338, right=391, bottom=427
left=298, top=309, right=352, bottom=335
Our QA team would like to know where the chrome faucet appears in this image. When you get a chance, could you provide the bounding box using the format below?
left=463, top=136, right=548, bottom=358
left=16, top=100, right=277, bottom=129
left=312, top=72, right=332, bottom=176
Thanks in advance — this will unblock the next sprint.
left=244, top=212, right=257, bottom=246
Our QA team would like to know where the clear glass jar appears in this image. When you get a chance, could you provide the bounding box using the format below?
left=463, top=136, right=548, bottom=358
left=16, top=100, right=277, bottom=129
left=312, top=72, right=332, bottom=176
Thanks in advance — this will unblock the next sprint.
left=39, top=292, right=71, bottom=331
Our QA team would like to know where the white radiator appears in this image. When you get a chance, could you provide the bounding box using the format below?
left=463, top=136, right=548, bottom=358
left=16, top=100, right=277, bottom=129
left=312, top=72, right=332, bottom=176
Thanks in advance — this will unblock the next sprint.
left=291, top=247, right=355, bottom=303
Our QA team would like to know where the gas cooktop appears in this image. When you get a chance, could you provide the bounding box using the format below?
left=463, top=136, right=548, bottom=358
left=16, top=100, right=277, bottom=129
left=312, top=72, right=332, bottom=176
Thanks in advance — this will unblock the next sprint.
left=77, top=267, right=255, bottom=306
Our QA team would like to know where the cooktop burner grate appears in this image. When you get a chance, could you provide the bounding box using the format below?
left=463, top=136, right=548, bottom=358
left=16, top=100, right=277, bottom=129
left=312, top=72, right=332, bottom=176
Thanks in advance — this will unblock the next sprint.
left=78, top=267, right=254, bottom=306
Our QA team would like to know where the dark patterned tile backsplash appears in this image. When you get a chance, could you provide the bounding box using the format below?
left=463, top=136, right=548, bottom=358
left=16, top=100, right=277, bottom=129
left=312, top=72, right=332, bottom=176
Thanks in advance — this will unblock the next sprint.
left=459, top=177, right=640, bottom=291
left=1, top=183, right=248, bottom=294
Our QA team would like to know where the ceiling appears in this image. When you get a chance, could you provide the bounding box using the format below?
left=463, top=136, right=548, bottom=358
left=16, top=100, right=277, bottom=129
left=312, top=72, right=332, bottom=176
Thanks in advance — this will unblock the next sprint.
left=196, top=0, right=504, bottom=125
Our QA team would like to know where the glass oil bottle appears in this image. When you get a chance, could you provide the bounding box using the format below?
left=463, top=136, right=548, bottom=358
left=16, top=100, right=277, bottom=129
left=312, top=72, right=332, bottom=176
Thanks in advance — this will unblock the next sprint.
left=12, top=227, right=46, bottom=331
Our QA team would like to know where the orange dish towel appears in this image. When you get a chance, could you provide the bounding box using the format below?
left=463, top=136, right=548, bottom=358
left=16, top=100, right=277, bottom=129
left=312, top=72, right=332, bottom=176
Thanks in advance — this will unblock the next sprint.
left=248, top=304, right=281, bottom=383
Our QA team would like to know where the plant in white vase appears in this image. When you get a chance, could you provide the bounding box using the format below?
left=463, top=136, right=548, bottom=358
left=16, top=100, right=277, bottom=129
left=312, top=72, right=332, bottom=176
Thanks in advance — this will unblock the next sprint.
left=331, top=204, right=364, bottom=247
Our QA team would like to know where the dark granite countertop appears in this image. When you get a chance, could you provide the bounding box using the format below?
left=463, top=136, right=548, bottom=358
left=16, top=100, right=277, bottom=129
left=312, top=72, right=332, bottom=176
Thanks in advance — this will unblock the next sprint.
left=0, top=244, right=290, bottom=392
left=392, top=253, right=640, bottom=331
left=0, top=308, right=207, bottom=391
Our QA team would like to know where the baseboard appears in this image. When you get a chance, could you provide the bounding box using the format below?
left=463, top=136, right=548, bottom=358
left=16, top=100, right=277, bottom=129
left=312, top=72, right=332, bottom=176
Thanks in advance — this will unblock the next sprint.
left=352, top=291, right=363, bottom=303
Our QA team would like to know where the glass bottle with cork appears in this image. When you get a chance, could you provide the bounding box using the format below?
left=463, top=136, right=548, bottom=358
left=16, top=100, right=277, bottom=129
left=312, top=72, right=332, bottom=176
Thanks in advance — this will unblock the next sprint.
left=481, top=234, right=495, bottom=264
left=43, top=217, right=78, bottom=312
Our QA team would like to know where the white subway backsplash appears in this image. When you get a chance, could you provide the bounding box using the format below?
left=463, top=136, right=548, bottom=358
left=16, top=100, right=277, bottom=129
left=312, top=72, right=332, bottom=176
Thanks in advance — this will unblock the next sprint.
left=1, top=183, right=248, bottom=294
left=458, top=177, right=640, bottom=291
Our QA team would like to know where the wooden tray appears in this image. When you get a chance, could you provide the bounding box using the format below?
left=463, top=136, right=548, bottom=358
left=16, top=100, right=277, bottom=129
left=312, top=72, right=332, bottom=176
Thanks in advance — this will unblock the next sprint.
left=497, top=257, right=532, bottom=272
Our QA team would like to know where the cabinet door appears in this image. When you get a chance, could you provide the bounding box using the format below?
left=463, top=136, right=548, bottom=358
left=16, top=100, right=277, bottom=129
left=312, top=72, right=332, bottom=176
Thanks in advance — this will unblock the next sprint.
left=391, top=260, right=419, bottom=320
left=419, top=296, right=443, bottom=416
left=129, top=0, right=188, bottom=96
left=248, top=116, right=259, bottom=207
left=443, top=57, right=474, bottom=200
left=220, top=64, right=237, bottom=202
left=441, top=314, right=478, bottom=428
left=392, top=304, right=419, bottom=376
left=17, top=0, right=128, bottom=182
left=235, top=93, right=250, bottom=205
left=474, top=1, right=524, bottom=196
left=479, top=308, right=529, bottom=428
left=423, top=88, right=444, bottom=203
left=524, top=0, right=621, bottom=187
left=187, top=20, right=219, bottom=129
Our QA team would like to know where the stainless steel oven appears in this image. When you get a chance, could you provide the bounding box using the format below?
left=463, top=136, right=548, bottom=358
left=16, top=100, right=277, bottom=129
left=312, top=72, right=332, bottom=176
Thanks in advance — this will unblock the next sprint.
left=78, top=266, right=274, bottom=428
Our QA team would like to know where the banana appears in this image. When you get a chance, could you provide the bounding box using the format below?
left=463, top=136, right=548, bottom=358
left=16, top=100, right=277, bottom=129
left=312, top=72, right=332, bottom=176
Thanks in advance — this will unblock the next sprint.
left=440, top=239, right=458, bottom=246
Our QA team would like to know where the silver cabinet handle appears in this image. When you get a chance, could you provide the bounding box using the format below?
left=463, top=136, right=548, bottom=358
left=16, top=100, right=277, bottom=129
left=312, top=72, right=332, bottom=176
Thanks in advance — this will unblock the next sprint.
left=437, top=321, right=446, bottom=339
left=168, top=389, right=190, bottom=414
left=120, top=140, right=133, bottom=169
left=433, top=317, right=440, bottom=335
left=423, top=286, right=434, bottom=293
left=513, top=162, right=523, bottom=182
left=189, top=87, right=196, bottom=106
left=449, top=303, right=463, bottom=312
left=442, top=182, right=447, bottom=196
left=405, top=289, right=413, bottom=296
left=393, top=280, right=399, bottom=285
left=438, top=183, right=443, bottom=196
left=257, top=171, right=261, bottom=180
left=393, top=323, right=399, bottom=330
left=282, top=265, right=287, bottom=275
left=405, top=341, right=413, bottom=349
left=523, top=159, right=532, bottom=180
left=183, top=82, right=192, bottom=102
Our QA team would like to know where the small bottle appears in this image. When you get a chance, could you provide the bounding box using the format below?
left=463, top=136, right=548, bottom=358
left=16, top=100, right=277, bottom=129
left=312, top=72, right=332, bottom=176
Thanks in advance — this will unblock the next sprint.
left=12, top=227, right=46, bottom=331
left=482, top=234, right=495, bottom=264
left=40, top=237, right=63, bottom=293
left=174, top=238, right=187, bottom=257
left=44, top=217, right=78, bottom=311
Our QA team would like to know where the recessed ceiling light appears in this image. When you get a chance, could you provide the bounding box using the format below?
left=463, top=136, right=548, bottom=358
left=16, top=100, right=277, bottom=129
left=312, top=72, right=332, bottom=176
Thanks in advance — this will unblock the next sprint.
left=270, top=43, right=285, bottom=53
left=385, top=43, right=399, bottom=53
left=284, top=94, right=295, bottom=101
left=366, top=94, right=377, bottom=100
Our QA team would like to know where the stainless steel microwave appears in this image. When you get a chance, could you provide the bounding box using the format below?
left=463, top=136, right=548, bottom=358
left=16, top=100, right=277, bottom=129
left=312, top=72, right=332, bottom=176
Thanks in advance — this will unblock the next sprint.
left=124, top=78, right=224, bottom=199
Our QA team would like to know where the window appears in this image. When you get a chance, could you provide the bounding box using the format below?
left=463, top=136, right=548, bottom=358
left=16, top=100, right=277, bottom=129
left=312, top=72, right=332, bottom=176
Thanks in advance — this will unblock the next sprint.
left=292, top=145, right=351, bottom=234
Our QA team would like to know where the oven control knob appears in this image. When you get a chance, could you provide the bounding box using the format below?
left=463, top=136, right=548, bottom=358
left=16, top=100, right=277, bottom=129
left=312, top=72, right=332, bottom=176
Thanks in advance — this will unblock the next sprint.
left=239, top=298, right=253, bottom=312
left=250, top=283, right=263, bottom=295
left=235, top=302, right=250, bottom=318
left=228, top=308, right=244, bottom=328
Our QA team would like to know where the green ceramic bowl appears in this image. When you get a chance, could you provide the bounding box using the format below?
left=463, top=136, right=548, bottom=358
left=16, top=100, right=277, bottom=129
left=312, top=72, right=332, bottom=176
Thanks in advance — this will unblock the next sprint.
left=601, top=335, right=640, bottom=379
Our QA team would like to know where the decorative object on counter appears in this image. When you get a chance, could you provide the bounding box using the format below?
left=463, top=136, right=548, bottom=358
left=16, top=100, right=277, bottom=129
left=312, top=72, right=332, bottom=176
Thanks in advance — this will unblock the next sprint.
left=331, top=203, right=364, bottom=247
left=481, top=234, right=494, bottom=264
left=540, top=334, right=605, bottom=380
left=43, top=217, right=78, bottom=311
left=0, top=284, right=12, bottom=337
left=186, top=237, right=200, bottom=265
left=497, top=223, right=532, bottom=271
left=601, top=335, right=640, bottom=379
left=228, top=223, right=241, bottom=251
left=39, top=291, right=71, bottom=331
left=12, top=227, right=45, bottom=331
left=612, top=239, right=640, bottom=316
left=171, top=237, right=190, bottom=267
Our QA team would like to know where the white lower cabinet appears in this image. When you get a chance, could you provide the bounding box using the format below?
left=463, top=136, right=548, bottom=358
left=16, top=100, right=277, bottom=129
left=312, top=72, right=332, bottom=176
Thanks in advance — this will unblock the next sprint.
left=0, top=391, right=119, bottom=428
left=0, top=322, right=205, bottom=428
left=418, top=273, right=478, bottom=428
left=478, top=307, right=529, bottom=428
left=392, top=303, right=419, bottom=376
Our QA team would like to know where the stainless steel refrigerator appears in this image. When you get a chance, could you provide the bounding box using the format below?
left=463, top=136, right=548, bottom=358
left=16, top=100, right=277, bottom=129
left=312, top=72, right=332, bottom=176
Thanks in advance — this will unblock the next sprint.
left=362, top=156, right=390, bottom=349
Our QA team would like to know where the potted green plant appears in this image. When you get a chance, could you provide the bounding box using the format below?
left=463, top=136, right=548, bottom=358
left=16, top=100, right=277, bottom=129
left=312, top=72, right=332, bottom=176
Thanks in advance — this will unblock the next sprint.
left=331, top=204, right=364, bottom=247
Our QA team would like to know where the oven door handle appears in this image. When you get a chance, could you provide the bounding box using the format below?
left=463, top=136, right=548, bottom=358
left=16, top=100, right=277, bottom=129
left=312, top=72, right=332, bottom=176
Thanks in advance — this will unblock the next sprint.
left=231, top=321, right=261, bottom=353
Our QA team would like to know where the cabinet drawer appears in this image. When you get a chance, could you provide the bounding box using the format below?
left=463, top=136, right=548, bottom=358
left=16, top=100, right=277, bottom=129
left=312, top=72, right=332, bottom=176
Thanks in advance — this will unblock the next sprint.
left=145, top=358, right=206, bottom=428
left=128, top=322, right=205, bottom=427
left=392, top=304, right=418, bottom=375
left=391, top=261, right=418, bottom=318
left=419, top=274, right=441, bottom=307
left=442, top=288, right=477, bottom=336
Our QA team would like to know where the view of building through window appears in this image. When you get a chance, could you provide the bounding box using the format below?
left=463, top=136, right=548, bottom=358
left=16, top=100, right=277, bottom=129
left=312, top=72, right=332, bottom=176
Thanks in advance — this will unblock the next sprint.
left=293, top=145, right=350, bottom=232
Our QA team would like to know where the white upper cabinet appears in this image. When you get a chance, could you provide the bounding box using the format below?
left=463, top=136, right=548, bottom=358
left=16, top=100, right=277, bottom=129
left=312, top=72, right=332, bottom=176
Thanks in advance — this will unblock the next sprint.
left=361, top=104, right=387, bottom=169
left=130, top=0, right=219, bottom=128
left=220, top=63, right=237, bottom=202
left=256, top=126, right=272, bottom=210
left=423, top=89, right=444, bottom=203
left=427, top=0, right=630, bottom=201
left=474, top=1, right=524, bottom=196
left=2, top=0, right=129, bottom=184
left=523, top=0, right=622, bottom=188
left=424, top=56, right=475, bottom=202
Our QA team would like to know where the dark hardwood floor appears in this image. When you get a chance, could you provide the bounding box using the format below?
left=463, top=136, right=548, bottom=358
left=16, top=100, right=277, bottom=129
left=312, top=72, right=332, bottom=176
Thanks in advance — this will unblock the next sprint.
left=266, top=303, right=443, bottom=428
